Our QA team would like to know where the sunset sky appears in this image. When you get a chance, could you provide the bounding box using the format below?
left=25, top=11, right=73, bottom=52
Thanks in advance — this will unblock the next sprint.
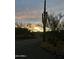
left=15, top=0, right=64, bottom=24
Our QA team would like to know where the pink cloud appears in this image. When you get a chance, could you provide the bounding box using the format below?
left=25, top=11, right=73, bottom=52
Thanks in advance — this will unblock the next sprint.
left=16, top=9, right=42, bottom=20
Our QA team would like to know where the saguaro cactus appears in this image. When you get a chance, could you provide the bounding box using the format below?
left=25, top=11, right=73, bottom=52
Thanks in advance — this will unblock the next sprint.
left=42, top=0, right=48, bottom=41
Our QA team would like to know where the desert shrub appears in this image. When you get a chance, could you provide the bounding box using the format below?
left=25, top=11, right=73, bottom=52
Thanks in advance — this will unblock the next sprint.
left=15, top=28, right=35, bottom=40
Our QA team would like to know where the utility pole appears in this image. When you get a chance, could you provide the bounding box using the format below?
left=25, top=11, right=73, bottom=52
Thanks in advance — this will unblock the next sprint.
left=42, top=0, right=48, bottom=42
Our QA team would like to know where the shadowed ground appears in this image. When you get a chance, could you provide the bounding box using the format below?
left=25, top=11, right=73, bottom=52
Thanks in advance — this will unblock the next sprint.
left=15, top=28, right=64, bottom=59
left=15, top=39, right=56, bottom=59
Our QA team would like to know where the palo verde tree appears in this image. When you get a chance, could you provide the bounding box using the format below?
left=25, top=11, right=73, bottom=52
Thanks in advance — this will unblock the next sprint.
left=47, top=13, right=64, bottom=44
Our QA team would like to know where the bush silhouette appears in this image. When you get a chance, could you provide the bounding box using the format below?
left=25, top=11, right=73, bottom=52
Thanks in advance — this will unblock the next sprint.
left=15, top=28, right=34, bottom=40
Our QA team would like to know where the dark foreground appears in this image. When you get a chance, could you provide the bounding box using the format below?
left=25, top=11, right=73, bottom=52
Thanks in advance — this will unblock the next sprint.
left=15, top=39, right=63, bottom=59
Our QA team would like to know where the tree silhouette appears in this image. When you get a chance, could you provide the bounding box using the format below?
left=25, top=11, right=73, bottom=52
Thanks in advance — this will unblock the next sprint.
left=47, top=13, right=64, bottom=45
left=47, top=13, right=63, bottom=31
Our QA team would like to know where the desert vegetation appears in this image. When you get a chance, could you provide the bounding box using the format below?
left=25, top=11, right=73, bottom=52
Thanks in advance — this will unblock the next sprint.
left=15, top=27, right=35, bottom=40
left=40, top=13, right=64, bottom=57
